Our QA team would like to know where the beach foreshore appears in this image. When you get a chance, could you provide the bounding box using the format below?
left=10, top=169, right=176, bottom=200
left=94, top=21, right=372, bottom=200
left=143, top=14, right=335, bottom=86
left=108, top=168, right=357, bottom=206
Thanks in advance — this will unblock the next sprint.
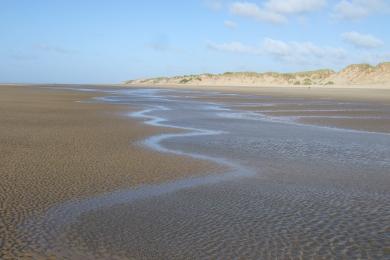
left=123, top=84, right=390, bottom=103
left=0, top=84, right=218, bottom=258
left=1, top=83, right=389, bottom=258
left=18, top=83, right=388, bottom=259
left=4, top=82, right=390, bottom=102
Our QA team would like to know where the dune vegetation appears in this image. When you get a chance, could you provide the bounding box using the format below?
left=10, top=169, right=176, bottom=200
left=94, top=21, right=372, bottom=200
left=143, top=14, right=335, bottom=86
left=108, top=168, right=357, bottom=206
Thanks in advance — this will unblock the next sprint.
left=125, top=62, right=390, bottom=87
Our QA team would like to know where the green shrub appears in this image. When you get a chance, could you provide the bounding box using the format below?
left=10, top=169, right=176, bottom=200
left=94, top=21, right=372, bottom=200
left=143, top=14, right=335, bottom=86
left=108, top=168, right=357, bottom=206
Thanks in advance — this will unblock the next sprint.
left=303, top=78, right=312, bottom=85
left=179, top=78, right=191, bottom=84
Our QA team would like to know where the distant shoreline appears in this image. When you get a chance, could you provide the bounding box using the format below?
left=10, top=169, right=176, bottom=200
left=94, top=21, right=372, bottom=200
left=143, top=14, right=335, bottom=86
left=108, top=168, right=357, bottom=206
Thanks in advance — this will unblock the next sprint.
left=122, top=84, right=390, bottom=103
left=2, top=83, right=390, bottom=102
left=125, top=62, right=390, bottom=89
left=123, top=82, right=390, bottom=90
left=1, top=82, right=390, bottom=90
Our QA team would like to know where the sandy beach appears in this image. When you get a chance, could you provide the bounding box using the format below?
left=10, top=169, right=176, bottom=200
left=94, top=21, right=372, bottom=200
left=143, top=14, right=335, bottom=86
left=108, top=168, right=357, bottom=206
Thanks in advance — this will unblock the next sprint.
left=1, top=84, right=389, bottom=259
left=0, top=85, right=218, bottom=259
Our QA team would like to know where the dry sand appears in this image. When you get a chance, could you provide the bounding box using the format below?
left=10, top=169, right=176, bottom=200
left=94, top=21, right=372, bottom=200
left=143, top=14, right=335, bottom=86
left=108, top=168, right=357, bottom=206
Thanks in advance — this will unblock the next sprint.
left=0, top=85, right=218, bottom=259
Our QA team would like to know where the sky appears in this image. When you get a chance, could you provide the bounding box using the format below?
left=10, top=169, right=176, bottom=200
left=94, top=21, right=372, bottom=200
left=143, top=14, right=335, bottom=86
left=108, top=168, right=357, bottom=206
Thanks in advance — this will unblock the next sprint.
left=1, top=0, right=390, bottom=83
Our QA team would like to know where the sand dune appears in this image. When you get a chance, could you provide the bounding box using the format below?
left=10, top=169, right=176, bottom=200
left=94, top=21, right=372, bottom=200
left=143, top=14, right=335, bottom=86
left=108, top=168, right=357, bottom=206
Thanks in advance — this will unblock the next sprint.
left=125, top=62, right=390, bottom=88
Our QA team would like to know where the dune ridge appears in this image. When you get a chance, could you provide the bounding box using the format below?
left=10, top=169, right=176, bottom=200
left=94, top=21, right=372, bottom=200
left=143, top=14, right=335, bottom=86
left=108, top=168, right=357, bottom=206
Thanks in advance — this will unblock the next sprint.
left=125, top=62, right=390, bottom=88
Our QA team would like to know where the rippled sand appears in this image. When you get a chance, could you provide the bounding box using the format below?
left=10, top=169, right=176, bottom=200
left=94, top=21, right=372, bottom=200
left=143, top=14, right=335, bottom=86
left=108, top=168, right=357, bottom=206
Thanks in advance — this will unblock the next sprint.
left=61, top=179, right=389, bottom=259
left=1, top=85, right=389, bottom=259
left=0, top=85, right=217, bottom=259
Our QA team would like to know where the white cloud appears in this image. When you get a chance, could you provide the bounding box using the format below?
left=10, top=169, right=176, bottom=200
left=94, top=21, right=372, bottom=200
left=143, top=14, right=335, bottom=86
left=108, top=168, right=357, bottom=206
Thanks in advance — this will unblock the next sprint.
left=262, top=38, right=346, bottom=63
left=262, top=38, right=291, bottom=56
left=224, top=20, right=238, bottom=29
left=207, top=38, right=346, bottom=65
left=230, top=2, right=286, bottom=24
left=229, top=1, right=326, bottom=24
left=207, top=41, right=262, bottom=54
left=342, top=31, right=384, bottom=49
left=333, top=0, right=389, bottom=20
left=265, top=0, right=326, bottom=14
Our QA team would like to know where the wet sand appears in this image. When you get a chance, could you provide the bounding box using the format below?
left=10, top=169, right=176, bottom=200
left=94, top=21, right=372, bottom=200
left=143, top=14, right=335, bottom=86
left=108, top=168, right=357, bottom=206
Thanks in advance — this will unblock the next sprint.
left=185, top=90, right=390, bottom=134
left=129, top=84, right=390, bottom=103
left=1, top=85, right=389, bottom=259
left=0, top=85, right=218, bottom=259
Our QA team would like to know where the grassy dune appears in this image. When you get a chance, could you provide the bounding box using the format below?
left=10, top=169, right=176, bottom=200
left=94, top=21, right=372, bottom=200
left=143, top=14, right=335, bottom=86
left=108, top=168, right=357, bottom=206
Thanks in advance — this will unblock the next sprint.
left=125, top=62, right=390, bottom=88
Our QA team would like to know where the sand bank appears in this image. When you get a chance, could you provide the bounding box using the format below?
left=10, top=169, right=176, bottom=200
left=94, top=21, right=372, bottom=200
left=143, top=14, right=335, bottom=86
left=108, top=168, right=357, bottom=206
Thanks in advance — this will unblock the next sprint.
left=124, top=84, right=390, bottom=103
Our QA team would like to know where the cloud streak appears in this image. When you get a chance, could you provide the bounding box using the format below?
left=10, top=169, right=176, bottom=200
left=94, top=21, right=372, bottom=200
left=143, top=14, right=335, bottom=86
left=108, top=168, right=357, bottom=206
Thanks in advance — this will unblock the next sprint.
left=342, top=31, right=384, bottom=49
left=208, top=38, right=346, bottom=65
left=263, top=38, right=346, bottom=63
left=265, top=0, right=326, bottom=14
left=332, top=0, right=390, bottom=20
left=229, top=0, right=327, bottom=24
left=230, top=2, right=286, bottom=24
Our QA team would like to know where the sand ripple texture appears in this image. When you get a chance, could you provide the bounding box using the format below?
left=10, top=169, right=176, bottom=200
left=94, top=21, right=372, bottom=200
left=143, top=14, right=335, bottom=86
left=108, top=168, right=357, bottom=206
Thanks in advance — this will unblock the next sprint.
left=2, top=86, right=390, bottom=259
left=0, top=86, right=217, bottom=259
left=60, top=179, right=390, bottom=259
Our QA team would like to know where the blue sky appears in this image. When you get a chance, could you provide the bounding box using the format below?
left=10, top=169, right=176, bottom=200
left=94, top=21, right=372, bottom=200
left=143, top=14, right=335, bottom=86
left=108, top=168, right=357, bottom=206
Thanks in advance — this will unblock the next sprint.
left=1, top=0, right=389, bottom=83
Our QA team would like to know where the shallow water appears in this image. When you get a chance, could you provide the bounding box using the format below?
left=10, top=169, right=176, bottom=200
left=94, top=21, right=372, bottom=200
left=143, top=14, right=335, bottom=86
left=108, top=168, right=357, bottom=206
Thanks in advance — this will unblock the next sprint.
left=23, top=87, right=390, bottom=259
